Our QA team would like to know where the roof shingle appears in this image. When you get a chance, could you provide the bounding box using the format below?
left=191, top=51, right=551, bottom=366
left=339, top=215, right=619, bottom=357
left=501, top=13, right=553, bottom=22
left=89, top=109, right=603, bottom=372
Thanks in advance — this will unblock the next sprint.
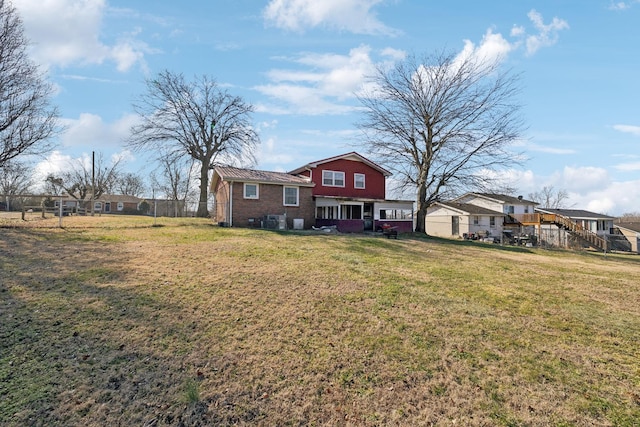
left=215, top=166, right=314, bottom=186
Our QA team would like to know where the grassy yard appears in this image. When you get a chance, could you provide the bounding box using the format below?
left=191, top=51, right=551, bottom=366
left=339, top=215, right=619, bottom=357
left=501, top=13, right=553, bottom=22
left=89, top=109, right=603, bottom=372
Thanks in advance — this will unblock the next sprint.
left=1, top=215, right=639, bottom=426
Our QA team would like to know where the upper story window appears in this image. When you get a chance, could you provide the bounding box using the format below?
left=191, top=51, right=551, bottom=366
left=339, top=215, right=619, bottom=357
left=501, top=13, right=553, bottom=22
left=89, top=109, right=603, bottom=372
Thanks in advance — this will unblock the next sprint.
left=322, top=170, right=345, bottom=187
left=354, top=173, right=365, bottom=189
left=283, top=186, right=299, bottom=206
left=244, top=183, right=259, bottom=199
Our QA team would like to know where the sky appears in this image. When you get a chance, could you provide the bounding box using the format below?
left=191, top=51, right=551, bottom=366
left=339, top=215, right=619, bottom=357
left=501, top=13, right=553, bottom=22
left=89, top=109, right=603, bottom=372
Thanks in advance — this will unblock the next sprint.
left=11, top=0, right=640, bottom=215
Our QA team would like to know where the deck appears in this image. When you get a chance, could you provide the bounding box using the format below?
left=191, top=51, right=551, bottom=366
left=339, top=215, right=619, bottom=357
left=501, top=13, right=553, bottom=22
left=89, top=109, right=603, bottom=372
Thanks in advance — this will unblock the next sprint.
left=507, top=213, right=607, bottom=251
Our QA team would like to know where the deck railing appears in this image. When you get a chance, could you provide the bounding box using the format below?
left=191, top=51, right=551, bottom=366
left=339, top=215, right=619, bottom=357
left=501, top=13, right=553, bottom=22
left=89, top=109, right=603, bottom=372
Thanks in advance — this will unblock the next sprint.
left=507, top=213, right=607, bottom=251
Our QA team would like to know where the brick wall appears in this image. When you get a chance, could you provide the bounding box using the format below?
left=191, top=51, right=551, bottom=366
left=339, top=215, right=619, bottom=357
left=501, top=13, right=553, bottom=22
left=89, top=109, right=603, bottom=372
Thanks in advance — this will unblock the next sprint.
left=230, top=182, right=315, bottom=229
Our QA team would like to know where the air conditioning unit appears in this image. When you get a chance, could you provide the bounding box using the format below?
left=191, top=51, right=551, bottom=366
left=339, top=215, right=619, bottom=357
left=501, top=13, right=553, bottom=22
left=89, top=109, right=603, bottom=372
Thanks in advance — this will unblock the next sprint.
left=263, top=214, right=286, bottom=230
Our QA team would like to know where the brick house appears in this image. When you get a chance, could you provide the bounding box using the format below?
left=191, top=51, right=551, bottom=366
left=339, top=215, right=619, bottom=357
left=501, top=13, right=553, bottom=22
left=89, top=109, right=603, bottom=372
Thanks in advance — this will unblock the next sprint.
left=210, top=167, right=316, bottom=229
left=211, top=152, right=414, bottom=232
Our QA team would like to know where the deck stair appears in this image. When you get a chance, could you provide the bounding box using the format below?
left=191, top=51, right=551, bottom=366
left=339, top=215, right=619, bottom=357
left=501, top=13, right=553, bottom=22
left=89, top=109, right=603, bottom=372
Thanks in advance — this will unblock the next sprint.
left=509, top=213, right=608, bottom=251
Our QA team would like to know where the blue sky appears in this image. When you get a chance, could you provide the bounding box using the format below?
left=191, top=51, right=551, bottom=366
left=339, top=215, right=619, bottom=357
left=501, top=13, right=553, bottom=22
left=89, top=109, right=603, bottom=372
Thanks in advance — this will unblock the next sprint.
left=12, top=0, right=640, bottom=215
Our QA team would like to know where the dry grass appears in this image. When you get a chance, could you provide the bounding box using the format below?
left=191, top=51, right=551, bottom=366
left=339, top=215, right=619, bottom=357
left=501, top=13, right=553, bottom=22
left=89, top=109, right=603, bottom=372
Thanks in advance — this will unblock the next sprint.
left=1, top=214, right=639, bottom=426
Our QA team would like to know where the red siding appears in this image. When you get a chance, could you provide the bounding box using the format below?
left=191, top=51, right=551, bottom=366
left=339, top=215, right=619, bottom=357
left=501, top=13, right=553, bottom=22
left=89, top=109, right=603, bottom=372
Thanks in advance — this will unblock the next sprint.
left=310, top=159, right=386, bottom=199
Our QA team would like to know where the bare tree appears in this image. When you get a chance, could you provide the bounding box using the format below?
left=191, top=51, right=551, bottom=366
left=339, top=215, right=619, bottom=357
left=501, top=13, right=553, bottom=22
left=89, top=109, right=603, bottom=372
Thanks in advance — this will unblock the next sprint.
left=116, top=172, right=146, bottom=197
left=357, top=51, right=524, bottom=233
left=528, top=186, right=570, bottom=209
left=617, top=212, right=640, bottom=223
left=0, top=0, right=60, bottom=167
left=0, top=160, right=33, bottom=210
left=150, top=153, right=195, bottom=217
left=45, top=153, right=121, bottom=210
left=128, top=70, right=259, bottom=217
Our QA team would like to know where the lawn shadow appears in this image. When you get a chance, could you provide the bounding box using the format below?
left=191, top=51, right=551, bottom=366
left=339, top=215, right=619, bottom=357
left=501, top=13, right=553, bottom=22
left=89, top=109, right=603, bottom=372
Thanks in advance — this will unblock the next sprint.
left=0, top=228, right=212, bottom=426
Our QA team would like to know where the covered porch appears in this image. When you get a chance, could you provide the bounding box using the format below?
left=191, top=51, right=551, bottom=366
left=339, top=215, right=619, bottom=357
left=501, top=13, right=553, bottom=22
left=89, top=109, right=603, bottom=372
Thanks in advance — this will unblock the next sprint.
left=314, top=196, right=414, bottom=233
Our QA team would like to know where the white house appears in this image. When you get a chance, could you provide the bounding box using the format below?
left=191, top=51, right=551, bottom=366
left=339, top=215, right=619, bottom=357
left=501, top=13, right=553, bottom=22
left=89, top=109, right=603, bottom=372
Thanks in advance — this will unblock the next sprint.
left=425, top=193, right=537, bottom=241
left=426, top=201, right=506, bottom=240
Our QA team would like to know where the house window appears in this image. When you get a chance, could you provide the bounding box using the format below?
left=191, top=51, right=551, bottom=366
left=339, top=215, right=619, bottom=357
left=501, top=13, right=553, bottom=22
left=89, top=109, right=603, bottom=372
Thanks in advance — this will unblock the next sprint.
left=490, top=216, right=495, bottom=227
left=506, top=205, right=515, bottom=214
left=117, top=202, right=124, bottom=211
left=524, top=206, right=530, bottom=214
left=244, top=183, right=259, bottom=199
left=340, top=204, right=362, bottom=220
left=283, top=186, right=299, bottom=206
left=473, top=216, right=480, bottom=225
left=380, top=209, right=412, bottom=220
left=94, top=202, right=102, bottom=211
left=317, top=206, right=337, bottom=219
left=354, top=173, right=365, bottom=189
left=322, top=170, right=345, bottom=187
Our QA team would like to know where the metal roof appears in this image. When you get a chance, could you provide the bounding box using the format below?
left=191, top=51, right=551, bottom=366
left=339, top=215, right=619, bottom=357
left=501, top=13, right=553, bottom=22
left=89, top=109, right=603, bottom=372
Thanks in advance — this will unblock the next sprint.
left=431, top=201, right=505, bottom=216
left=213, top=166, right=314, bottom=186
left=464, top=193, right=538, bottom=205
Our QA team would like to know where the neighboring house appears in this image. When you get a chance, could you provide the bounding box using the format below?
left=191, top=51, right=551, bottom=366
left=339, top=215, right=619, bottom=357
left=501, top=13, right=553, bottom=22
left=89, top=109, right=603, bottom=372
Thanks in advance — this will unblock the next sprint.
left=455, top=193, right=537, bottom=216
left=535, top=208, right=615, bottom=236
left=210, top=152, right=414, bottom=232
left=426, top=201, right=506, bottom=240
left=529, top=208, right=616, bottom=251
left=211, top=166, right=316, bottom=229
left=613, top=222, right=640, bottom=254
left=425, top=193, right=537, bottom=240
left=54, top=194, right=144, bottom=214
left=93, top=194, right=144, bottom=214
left=425, top=193, right=622, bottom=251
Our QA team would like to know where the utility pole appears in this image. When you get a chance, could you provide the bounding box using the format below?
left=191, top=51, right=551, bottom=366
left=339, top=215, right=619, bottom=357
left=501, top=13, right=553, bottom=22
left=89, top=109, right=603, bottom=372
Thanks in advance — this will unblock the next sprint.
left=91, top=151, right=95, bottom=216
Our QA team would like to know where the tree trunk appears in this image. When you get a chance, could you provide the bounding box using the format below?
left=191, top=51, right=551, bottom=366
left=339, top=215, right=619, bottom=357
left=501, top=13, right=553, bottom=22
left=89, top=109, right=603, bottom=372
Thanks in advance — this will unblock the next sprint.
left=196, top=162, right=209, bottom=217
left=415, top=203, right=427, bottom=233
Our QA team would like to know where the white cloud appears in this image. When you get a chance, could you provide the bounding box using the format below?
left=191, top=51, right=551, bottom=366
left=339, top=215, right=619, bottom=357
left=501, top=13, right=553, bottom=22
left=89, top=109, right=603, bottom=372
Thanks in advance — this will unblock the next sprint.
left=570, top=180, right=640, bottom=215
left=255, top=45, right=378, bottom=115
left=263, top=0, right=400, bottom=36
left=31, top=149, right=133, bottom=191
left=59, top=113, right=139, bottom=149
left=522, top=9, right=570, bottom=56
left=608, top=1, right=640, bottom=10
left=615, top=161, right=640, bottom=171
left=527, top=143, right=576, bottom=155
left=613, top=124, right=640, bottom=136
left=552, top=165, right=611, bottom=195
left=503, top=166, right=640, bottom=216
left=380, top=47, right=407, bottom=61
left=451, top=29, right=514, bottom=75
left=13, top=0, right=153, bottom=72
left=33, top=151, right=74, bottom=184
left=510, top=25, right=525, bottom=37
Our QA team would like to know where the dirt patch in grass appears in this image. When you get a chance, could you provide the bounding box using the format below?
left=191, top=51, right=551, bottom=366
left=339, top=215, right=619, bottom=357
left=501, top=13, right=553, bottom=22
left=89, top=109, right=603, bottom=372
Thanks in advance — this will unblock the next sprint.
left=1, top=216, right=640, bottom=426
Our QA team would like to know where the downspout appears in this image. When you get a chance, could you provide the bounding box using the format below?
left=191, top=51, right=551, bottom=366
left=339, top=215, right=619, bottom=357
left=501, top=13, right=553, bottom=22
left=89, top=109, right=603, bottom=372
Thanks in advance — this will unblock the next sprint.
left=229, top=181, right=233, bottom=226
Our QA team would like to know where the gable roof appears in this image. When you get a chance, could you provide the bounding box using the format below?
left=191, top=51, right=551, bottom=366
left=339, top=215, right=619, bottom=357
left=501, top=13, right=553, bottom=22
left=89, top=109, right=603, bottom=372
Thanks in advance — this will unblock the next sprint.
left=288, top=152, right=392, bottom=177
left=97, top=194, right=143, bottom=203
left=211, top=166, right=314, bottom=190
left=535, top=208, right=615, bottom=220
left=430, top=201, right=505, bottom=216
left=60, top=193, right=142, bottom=203
left=459, top=192, right=538, bottom=205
